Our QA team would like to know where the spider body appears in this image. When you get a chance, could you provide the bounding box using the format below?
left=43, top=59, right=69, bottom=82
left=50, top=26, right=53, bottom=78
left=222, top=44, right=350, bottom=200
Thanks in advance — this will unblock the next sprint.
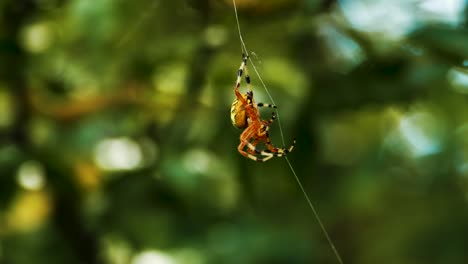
left=231, top=54, right=295, bottom=162
left=230, top=92, right=251, bottom=129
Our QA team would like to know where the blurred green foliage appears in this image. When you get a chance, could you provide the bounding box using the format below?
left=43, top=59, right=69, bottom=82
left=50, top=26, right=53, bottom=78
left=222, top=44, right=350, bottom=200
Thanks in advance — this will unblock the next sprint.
left=1, top=0, right=468, bottom=263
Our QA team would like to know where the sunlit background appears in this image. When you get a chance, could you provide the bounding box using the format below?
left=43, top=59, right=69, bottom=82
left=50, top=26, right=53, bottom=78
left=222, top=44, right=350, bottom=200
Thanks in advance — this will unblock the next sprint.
left=1, top=0, right=468, bottom=263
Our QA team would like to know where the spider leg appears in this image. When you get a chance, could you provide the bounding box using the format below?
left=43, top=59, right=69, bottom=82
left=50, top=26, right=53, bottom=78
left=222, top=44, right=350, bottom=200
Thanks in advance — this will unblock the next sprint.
left=256, top=104, right=277, bottom=125
left=246, top=140, right=274, bottom=158
left=267, top=111, right=276, bottom=124
left=242, top=54, right=253, bottom=93
left=252, top=154, right=275, bottom=162
left=238, top=126, right=275, bottom=162
left=245, top=124, right=291, bottom=160
left=257, top=102, right=277, bottom=109
left=234, top=55, right=249, bottom=103
left=238, top=127, right=295, bottom=162
left=245, top=128, right=276, bottom=160
left=247, top=139, right=260, bottom=155
left=238, top=126, right=258, bottom=160
left=264, top=132, right=296, bottom=157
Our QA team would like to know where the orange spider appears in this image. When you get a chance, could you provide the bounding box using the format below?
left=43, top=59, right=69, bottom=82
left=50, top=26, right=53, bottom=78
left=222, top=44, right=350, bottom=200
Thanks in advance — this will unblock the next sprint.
left=230, top=54, right=295, bottom=162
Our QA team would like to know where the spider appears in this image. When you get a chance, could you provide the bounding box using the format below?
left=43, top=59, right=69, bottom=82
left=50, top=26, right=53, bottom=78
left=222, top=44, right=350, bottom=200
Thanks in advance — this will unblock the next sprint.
left=230, top=54, right=296, bottom=162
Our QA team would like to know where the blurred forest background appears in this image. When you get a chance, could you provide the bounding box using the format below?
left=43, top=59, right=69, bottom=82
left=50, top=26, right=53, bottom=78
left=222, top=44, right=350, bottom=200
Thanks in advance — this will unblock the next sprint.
left=1, top=0, right=468, bottom=263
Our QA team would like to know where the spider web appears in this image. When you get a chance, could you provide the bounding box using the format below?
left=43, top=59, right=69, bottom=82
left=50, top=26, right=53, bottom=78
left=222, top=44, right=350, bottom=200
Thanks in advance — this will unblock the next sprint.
left=232, top=1, right=344, bottom=263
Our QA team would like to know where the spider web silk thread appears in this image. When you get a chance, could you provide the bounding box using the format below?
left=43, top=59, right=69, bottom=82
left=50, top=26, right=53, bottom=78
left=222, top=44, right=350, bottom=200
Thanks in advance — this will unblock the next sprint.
left=232, top=1, right=344, bottom=264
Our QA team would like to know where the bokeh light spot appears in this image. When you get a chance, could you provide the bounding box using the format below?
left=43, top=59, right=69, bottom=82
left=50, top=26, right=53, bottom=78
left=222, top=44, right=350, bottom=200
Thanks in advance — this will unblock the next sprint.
left=153, top=64, right=187, bottom=95
left=132, top=250, right=176, bottom=264
left=339, top=0, right=416, bottom=41
left=318, top=23, right=365, bottom=73
left=204, top=25, right=227, bottom=47
left=447, top=67, right=468, bottom=94
left=183, top=149, right=212, bottom=174
left=17, top=160, right=46, bottom=191
left=102, top=234, right=132, bottom=264
left=398, top=112, right=444, bottom=157
left=21, top=22, right=53, bottom=53
left=419, top=0, right=466, bottom=25
left=94, top=137, right=143, bottom=171
left=339, top=0, right=466, bottom=42
left=6, top=191, right=52, bottom=233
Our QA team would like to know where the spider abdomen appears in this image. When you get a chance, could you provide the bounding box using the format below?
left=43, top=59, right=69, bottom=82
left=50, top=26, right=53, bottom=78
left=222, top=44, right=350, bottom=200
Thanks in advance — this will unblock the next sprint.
left=230, top=97, right=248, bottom=129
